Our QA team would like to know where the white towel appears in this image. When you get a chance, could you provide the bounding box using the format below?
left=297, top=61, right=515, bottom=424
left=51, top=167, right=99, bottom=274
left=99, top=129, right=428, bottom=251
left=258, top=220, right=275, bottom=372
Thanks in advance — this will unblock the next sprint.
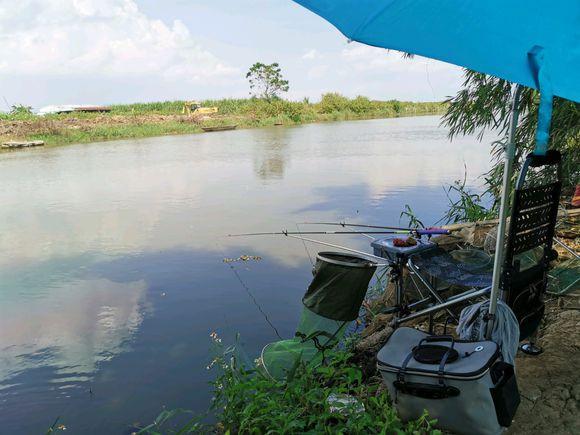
left=456, top=300, right=520, bottom=365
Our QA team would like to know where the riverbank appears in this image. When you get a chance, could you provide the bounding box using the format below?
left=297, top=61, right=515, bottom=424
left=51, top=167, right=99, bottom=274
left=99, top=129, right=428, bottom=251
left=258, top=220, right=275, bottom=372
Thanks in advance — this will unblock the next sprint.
left=0, top=94, right=444, bottom=148
left=166, top=209, right=579, bottom=434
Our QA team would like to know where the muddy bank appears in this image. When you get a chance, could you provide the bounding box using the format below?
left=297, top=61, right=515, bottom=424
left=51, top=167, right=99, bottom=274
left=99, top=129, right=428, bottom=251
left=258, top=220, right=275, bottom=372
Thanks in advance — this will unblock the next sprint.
left=0, top=113, right=202, bottom=138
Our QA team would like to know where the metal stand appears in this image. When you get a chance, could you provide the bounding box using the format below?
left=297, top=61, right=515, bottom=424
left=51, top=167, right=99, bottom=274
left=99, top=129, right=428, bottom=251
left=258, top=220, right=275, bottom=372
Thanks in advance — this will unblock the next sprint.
left=384, top=253, right=464, bottom=325
left=486, top=84, right=523, bottom=339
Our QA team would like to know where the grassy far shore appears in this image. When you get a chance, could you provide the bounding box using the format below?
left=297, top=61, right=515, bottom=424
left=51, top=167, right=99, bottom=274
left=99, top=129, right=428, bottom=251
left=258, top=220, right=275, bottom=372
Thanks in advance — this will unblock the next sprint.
left=0, top=93, right=445, bottom=148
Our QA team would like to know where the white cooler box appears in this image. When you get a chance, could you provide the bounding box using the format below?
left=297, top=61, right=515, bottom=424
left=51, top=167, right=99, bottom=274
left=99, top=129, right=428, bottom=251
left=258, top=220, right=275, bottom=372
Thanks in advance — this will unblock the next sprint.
left=377, top=327, right=520, bottom=435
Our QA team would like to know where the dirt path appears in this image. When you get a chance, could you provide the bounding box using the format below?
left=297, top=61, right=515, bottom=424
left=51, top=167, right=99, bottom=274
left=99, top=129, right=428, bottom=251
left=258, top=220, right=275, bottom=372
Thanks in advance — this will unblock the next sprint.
left=509, top=298, right=580, bottom=434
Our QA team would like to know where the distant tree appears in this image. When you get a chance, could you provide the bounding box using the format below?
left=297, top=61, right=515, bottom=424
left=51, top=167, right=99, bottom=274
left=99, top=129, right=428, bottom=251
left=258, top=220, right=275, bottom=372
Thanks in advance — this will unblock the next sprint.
left=10, top=104, right=33, bottom=116
left=246, top=62, right=289, bottom=101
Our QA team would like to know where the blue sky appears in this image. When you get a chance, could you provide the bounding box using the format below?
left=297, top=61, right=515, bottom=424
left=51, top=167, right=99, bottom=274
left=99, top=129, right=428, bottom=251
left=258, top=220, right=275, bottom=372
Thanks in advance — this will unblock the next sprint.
left=0, top=0, right=464, bottom=109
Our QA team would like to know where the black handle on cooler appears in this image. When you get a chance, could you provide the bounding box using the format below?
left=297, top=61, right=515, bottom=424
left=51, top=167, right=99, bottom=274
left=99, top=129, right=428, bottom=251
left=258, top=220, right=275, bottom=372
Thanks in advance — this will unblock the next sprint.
left=395, top=334, right=460, bottom=399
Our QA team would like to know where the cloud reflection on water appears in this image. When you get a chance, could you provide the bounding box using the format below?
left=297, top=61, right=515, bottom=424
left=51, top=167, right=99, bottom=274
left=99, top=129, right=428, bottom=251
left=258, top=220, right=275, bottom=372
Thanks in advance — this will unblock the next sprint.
left=0, top=275, right=147, bottom=386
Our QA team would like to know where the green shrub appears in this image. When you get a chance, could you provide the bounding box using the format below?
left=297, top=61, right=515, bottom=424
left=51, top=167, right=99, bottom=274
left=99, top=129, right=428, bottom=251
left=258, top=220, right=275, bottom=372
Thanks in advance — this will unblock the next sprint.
left=439, top=171, right=496, bottom=224
left=209, top=338, right=440, bottom=434
left=348, top=96, right=373, bottom=114
left=10, top=104, right=33, bottom=116
left=138, top=334, right=442, bottom=434
left=109, top=100, right=185, bottom=115
left=318, top=92, right=351, bottom=114
left=391, top=100, right=403, bottom=114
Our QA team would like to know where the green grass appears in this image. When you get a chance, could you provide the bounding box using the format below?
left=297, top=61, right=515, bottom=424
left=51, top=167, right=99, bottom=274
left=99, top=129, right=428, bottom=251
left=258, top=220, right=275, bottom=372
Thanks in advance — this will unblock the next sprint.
left=27, top=122, right=204, bottom=145
left=1, top=94, right=446, bottom=148
left=108, top=94, right=444, bottom=118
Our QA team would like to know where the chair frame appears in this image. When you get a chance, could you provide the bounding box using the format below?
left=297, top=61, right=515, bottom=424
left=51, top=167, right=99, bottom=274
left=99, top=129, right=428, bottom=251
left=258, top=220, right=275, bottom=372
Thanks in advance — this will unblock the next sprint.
left=387, top=151, right=563, bottom=340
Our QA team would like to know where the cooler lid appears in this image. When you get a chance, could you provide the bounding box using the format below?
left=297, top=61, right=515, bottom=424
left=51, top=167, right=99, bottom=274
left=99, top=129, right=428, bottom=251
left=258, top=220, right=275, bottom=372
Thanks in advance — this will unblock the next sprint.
left=377, top=327, right=499, bottom=379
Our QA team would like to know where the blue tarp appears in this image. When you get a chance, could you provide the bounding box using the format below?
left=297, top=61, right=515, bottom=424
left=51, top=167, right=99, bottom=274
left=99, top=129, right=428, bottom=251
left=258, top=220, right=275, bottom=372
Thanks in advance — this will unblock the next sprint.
left=293, top=0, right=580, bottom=154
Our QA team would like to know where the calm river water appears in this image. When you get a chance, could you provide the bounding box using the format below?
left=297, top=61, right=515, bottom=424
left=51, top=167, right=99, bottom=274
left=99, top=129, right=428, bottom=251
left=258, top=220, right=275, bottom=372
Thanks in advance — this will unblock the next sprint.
left=0, top=116, right=492, bottom=433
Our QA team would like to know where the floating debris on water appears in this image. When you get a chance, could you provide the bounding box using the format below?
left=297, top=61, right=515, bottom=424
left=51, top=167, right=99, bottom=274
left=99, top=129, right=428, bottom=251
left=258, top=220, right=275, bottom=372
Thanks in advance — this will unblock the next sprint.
left=223, top=255, right=262, bottom=263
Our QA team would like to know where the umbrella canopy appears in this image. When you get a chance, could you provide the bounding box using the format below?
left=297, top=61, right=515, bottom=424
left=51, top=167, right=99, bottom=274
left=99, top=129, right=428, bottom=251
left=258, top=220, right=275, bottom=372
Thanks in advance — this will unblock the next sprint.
left=293, top=0, right=580, bottom=154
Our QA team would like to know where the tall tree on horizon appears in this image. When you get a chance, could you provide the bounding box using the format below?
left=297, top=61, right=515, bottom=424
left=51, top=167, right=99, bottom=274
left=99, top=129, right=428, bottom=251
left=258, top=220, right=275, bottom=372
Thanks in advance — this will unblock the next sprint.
left=246, top=62, right=289, bottom=102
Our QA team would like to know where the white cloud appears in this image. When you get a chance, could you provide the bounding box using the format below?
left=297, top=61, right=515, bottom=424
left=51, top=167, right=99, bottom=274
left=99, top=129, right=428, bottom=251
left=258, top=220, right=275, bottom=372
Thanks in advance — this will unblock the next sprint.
left=302, top=48, right=320, bottom=60
left=0, top=0, right=238, bottom=82
left=341, top=43, right=459, bottom=74
left=307, top=64, right=329, bottom=79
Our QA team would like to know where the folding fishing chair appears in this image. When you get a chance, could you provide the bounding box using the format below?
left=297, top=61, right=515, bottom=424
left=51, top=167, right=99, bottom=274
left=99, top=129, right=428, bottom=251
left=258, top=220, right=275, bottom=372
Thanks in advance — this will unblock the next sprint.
left=394, top=150, right=562, bottom=354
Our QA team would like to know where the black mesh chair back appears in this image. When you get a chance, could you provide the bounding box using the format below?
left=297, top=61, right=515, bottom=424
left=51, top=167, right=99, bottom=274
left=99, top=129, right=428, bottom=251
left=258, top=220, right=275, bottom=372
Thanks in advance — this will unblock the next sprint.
left=503, top=150, right=562, bottom=340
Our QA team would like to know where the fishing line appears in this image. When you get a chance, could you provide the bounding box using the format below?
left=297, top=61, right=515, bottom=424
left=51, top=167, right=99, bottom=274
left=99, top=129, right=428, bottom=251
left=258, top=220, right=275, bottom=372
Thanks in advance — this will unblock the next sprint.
left=296, top=223, right=314, bottom=266
left=425, top=61, right=436, bottom=100
left=349, top=228, right=375, bottom=240
left=226, top=262, right=283, bottom=340
left=217, top=242, right=282, bottom=340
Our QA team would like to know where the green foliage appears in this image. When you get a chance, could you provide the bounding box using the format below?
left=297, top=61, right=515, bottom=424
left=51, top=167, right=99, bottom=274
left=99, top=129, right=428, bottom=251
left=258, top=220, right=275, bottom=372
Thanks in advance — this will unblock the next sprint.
left=318, top=92, right=351, bottom=114
left=246, top=62, right=290, bottom=101
left=316, top=93, right=444, bottom=119
left=2, top=96, right=445, bottom=148
left=442, top=70, right=580, bottom=197
left=109, top=100, right=185, bottom=115
left=400, top=204, right=425, bottom=229
left=138, top=335, right=441, bottom=435
left=391, top=100, right=403, bottom=114
left=137, top=409, right=203, bottom=434
left=10, top=104, right=33, bottom=116
left=207, top=339, right=440, bottom=434
left=348, top=96, right=374, bottom=114
left=439, top=170, right=497, bottom=224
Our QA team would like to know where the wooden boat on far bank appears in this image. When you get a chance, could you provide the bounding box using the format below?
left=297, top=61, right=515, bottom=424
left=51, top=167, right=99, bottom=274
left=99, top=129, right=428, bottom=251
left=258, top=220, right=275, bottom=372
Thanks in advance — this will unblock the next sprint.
left=201, top=125, right=237, bottom=132
left=2, top=140, right=45, bottom=149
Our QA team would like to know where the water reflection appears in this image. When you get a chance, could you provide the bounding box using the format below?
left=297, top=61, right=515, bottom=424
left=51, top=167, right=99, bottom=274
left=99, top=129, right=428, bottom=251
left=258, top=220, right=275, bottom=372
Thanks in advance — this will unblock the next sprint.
left=253, top=127, right=289, bottom=180
left=0, top=116, right=493, bottom=433
left=0, top=117, right=491, bottom=271
left=0, top=270, right=147, bottom=386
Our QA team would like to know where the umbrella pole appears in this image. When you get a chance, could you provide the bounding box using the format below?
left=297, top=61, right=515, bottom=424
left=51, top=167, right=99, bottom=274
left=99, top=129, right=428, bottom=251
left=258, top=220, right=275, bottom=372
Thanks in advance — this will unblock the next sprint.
left=486, top=84, right=523, bottom=339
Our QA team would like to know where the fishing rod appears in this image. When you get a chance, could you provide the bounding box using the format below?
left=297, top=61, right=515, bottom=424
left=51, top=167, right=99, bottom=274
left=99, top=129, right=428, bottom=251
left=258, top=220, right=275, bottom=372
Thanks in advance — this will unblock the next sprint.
left=228, top=230, right=413, bottom=237
left=229, top=228, right=449, bottom=237
left=301, top=221, right=451, bottom=236
left=302, top=221, right=411, bottom=231
left=284, top=234, right=390, bottom=266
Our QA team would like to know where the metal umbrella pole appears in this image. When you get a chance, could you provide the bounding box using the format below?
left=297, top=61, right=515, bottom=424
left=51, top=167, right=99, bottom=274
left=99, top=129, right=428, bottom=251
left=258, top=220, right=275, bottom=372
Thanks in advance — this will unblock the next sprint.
left=486, top=84, right=523, bottom=339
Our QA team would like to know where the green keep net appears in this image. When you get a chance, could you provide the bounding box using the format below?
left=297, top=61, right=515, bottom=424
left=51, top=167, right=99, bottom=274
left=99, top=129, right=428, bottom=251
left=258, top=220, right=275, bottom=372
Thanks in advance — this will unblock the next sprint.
left=261, top=252, right=377, bottom=380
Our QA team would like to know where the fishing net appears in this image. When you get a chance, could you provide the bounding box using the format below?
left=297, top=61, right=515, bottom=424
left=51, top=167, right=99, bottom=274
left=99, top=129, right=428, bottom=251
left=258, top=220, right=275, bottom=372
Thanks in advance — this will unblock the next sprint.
left=261, top=252, right=377, bottom=380
left=547, top=256, right=580, bottom=295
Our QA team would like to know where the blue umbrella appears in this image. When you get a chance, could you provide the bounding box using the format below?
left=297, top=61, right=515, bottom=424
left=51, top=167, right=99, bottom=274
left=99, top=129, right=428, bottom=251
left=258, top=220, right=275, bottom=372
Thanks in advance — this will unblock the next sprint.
left=292, top=0, right=579, bottom=336
left=293, top=0, right=579, bottom=153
